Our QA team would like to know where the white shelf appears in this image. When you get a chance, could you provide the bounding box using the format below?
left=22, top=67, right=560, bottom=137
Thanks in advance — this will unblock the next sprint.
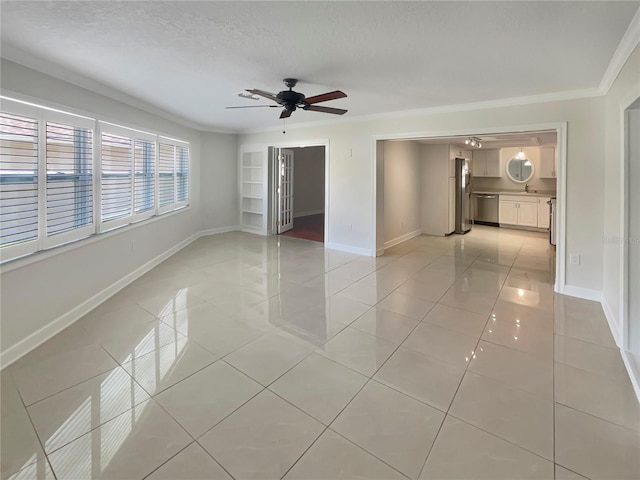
left=242, top=209, right=262, bottom=215
left=243, top=195, right=262, bottom=199
left=242, top=166, right=262, bottom=169
left=243, top=181, right=263, bottom=184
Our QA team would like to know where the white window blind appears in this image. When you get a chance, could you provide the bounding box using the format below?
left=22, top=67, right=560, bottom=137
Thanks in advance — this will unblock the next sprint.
left=100, top=123, right=158, bottom=229
left=177, top=144, right=189, bottom=203
left=101, top=132, right=132, bottom=226
left=44, top=115, right=94, bottom=247
left=134, top=138, right=155, bottom=217
left=158, top=138, right=189, bottom=213
left=0, top=108, right=39, bottom=258
left=0, top=97, right=190, bottom=263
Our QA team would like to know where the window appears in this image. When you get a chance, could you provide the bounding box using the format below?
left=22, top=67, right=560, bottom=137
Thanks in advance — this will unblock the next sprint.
left=0, top=107, right=39, bottom=259
left=99, top=123, right=158, bottom=229
left=44, top=113, right=95, bottom=248
left=158, top=138, right=189, bottom=213
left=0, top=98, right=190, bottom=262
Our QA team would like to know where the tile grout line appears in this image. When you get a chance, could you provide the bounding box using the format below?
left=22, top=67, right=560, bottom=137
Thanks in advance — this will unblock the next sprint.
left=415, top=239, right=525, bottom=479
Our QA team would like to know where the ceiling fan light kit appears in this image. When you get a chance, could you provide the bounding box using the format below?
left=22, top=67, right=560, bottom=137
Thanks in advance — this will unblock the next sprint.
left=226, top=78, right=348, bottom=120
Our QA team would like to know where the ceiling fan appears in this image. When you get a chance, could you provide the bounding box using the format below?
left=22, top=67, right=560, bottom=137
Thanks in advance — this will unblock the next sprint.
left=226, top=78, right=347, bottom=119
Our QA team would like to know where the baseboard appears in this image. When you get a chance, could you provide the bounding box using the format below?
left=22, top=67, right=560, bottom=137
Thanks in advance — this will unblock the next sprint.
left=383, top=229, right=422, bottom=249
left=199, top=225, right=240, bottom=237
left=376, top=248, right=385, bottom=257
left=240, top=226, right=264, bottom=235
left=421, top=229, right=447, bottom=237
left=293, top=209, right=324, bottom=218
left=325, top=242, right=371, bottom=257
left=600, top=295, right=622, bottom=348
left=599, top=296, right=640, bottom=404
left=559, top=285, right=603, bottom=302
left=620, top=349, right=640, bottom=403
left=0, top=231, right=201, bottom=369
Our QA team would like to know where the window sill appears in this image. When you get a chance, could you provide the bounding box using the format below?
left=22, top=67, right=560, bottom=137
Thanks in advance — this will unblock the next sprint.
left=0, top=205, right=192, bottom=274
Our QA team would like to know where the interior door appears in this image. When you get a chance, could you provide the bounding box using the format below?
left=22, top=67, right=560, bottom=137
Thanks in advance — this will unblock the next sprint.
left=278, top=148, right=294, bottom=234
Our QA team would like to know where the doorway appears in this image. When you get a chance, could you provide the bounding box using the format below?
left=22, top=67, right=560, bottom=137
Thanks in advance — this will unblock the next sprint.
left=270, top=144, right=327, bottom=243
left=374, top=123, right=567, bottom=292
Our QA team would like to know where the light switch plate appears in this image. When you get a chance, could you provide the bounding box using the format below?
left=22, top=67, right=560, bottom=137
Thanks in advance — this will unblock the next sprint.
left=569, top=254, right=580, bottom=265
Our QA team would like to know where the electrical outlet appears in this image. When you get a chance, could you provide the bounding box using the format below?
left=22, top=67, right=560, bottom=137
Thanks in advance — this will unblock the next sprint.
left=569, top=254, right=580, bottom=265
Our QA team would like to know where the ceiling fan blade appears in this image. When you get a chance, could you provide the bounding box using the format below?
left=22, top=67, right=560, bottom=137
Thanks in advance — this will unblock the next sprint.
left=280, top=109, right=292, bottom=119
left=304, top=90, right=347, bottom=105
left=246, top=89, right=281, bottom=103
left=225, top=105, right=279, bottom=109
left=306, top=105, right=348, bottom=115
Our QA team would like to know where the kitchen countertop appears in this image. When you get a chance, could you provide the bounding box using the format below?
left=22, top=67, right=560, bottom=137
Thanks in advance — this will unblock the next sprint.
left=472, top=190, right=556, bottom=198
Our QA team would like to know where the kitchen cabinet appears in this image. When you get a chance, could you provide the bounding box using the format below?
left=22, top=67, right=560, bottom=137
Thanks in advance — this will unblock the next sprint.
left=499, top=195, right=539, bottom=227
left=472, top=149, right=502, bottom=177
left=539, top=147, right=557, bottom=178
left=537, top=197, right=551, bottom=228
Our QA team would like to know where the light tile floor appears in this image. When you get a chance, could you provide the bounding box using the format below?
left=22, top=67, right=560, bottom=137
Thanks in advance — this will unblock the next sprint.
left=2, top=226, right=639, bottom=480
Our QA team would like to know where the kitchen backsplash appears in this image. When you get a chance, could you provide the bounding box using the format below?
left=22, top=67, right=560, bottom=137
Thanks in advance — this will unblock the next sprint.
left=473, top=176, right=557, bottom=194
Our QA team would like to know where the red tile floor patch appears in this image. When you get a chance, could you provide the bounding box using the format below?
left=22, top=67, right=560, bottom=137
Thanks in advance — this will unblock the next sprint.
left=280, top=214, right=324, bottom=243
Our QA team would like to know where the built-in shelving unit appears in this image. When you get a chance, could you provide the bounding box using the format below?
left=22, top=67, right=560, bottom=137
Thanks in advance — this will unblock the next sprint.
left=240, top=149, right=267, bottom=234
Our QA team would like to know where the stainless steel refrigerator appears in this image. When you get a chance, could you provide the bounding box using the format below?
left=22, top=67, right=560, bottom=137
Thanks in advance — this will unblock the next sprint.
left=455, top=157, right=472, bottom=234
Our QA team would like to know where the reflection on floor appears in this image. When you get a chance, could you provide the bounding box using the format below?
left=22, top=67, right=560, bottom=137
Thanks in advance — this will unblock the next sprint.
left=280, top=213, right=324, bottom=243
left=2, top=226, right=639, bottom=479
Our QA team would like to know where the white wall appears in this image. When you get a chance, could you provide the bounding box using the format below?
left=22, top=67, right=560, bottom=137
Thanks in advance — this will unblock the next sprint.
left=603, top=45, right=640, bottom=342
left=240, top=95, right=607, bottom=292
left=200, top=131, right=239, bottom=231
left=473, top=147, right=557, bottom=193
left=291, top=146, right=325, bottom=217
left=382, top=141, right=422, bottom=244
left=0, top=59, right=237, bottom=360
left=421, top=144, right=450, bottom=235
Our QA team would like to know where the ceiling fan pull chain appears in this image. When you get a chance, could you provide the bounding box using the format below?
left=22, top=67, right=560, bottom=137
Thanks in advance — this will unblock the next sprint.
left=283, top=117, right=286, bottom=134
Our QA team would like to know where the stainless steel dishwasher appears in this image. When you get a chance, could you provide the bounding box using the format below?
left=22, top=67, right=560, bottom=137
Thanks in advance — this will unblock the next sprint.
left=473, top=193, right=499, bottom=226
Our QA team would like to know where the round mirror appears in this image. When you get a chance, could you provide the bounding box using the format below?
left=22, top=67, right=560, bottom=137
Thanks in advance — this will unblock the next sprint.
left=506, top=156, right=534, bottom=183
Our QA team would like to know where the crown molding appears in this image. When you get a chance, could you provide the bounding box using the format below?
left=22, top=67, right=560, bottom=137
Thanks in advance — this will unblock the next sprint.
left=238, top=87, right=601, bottom=135
left=598, top=7, right=640, bottom=95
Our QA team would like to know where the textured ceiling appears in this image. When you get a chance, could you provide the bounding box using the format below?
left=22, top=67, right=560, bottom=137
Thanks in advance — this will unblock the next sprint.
left=1, top=1, right=638, bottom=132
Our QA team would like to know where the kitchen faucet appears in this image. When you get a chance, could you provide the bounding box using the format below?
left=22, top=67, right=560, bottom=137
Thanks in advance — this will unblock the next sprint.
left=524, top=183, right=530, bottom=193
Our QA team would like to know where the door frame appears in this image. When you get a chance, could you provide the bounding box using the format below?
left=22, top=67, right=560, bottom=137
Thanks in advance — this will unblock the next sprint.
left=276, top=148, right=294, bottom=234
left=267, top=139, right=330, bottom=243
left=372, top=122, right=568, bottom=294
left=620, top=91, right=640, bottom=359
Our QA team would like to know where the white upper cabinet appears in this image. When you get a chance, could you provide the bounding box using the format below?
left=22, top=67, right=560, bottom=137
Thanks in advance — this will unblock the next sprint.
left=472, top=149, right=501, bottom=177
left=485, top=150, right=502, bottom=177
left=539, top=147, right=557, bottom=178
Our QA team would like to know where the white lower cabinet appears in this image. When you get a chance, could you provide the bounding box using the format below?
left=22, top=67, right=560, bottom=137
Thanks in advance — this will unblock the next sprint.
left=537, top=197, right=551, bottom=229
left=499, top=195, right=548, bottom=228
left=498, top=201, right=518, bottom=225
left=518, top=202, right=538, bottom=227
